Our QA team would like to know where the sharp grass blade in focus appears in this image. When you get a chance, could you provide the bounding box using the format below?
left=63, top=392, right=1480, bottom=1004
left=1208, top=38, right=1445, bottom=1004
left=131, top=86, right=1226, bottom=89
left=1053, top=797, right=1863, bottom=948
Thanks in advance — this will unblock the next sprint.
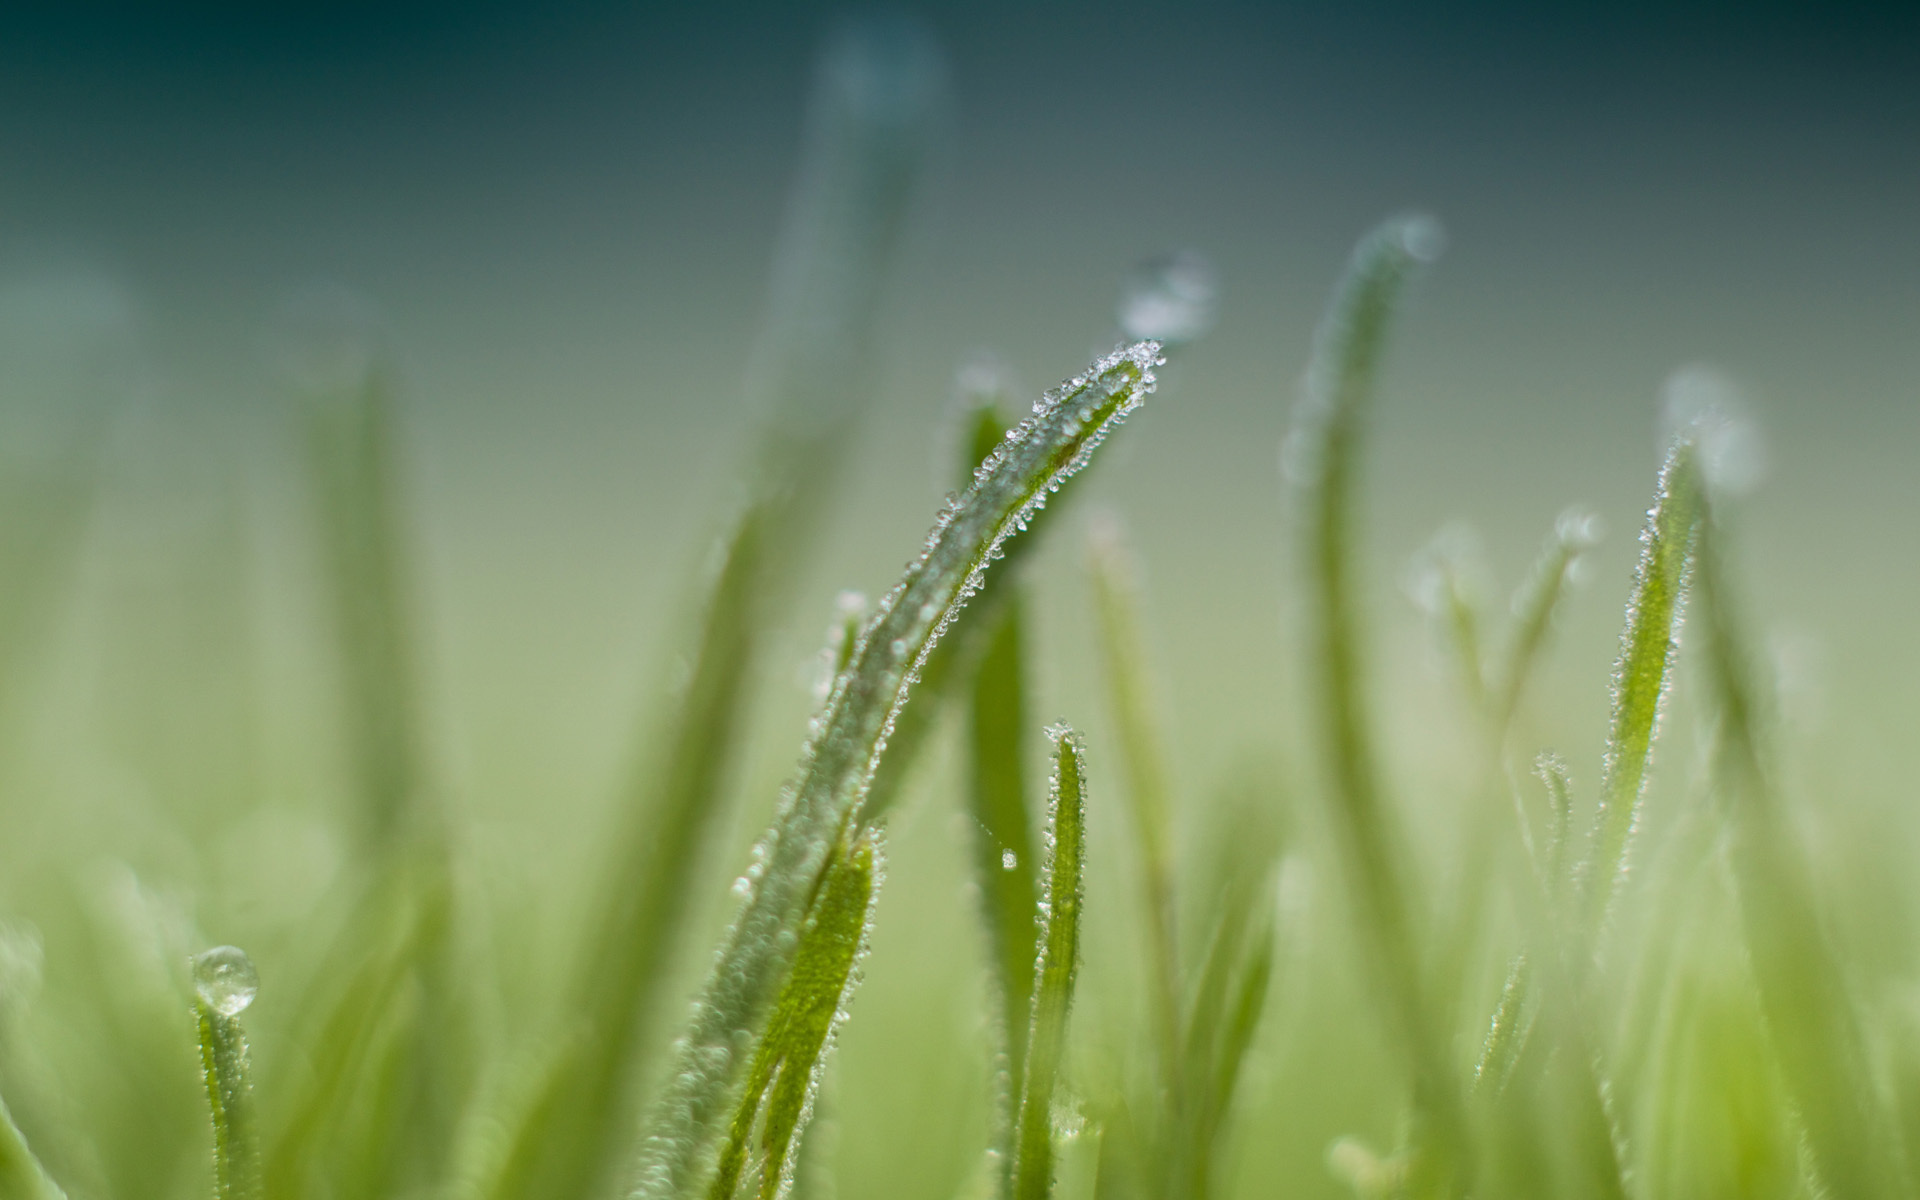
left=486, top=21, right=944, bottom=1200
left=709, top=832, right=878, bottom=1200
left=1578, top=444, right=1702, bottom=933
left=1282, top=215, right=1467, bottom=1192
left=1010, top=726, right=1089, bottom=1200
left=631, top=342, right=1160, bottom=1200
left=192, top=947, right=261, bottom=1200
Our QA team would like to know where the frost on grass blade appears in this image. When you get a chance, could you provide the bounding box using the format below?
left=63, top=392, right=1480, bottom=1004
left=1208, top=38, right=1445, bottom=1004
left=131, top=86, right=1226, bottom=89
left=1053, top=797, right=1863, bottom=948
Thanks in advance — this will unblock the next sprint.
left=1010, top=726, right=1089, bottom=1200
left=631, top=343, right=1159, bottom=1200
left=1579, top=442, right=1703, bottom=933
left=1285, top=215, right=1467, bottom=1191
left=708, top=831, right=878, bottom=1200
left=192, top=946, right=261, bottom=1200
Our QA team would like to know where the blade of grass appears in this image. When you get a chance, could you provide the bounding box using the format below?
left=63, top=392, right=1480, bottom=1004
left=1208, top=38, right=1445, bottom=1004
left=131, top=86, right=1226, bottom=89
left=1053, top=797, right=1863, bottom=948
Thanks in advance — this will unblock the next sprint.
left=1577, top=444, right=1703, bottom=934
left=1087, top=520, right=1183, bottom=1110
left=1010, top=725, right=1089, bottom=1200
left=1284, top=215, right=1467, bottom=1193
left=631, top=341, right=1160, bottom=1200
left=1490, top=512, right=1599, bottom=739
left=962, top=400, right=1042, bottom=1144
left=0, top=1092, right=65, bottom=1200
left=709, top=831, right=878, bottom=1200
left=1693, top=477, right=1908, bottom=1199
left=192, top=947, right=261, bottom=1200
left=487, top=22, right=943, bottom=1200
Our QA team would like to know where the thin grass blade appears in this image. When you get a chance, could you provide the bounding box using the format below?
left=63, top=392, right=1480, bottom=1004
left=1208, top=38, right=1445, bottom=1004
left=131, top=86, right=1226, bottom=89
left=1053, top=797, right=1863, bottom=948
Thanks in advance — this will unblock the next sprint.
left=631, top=342, right=1159, bottom=1200
left=1578, top=445, right=1703, bottom=932
left=1491, top=510, right=1600, bottom=738
left=1087, top=520, right=1183, bottom=1104
left=1283, top=215, right=1467, bottom=1191
left=1010, top=726, right=1090, bottom=1200
left=1693, top=479, right=1908, bottom=1199
left=192, top=947, right=262, bottom=1200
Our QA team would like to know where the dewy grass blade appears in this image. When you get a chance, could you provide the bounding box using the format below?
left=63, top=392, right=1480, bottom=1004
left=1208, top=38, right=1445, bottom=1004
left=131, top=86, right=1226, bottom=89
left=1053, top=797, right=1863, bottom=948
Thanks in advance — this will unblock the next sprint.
left=1088, top=521, right=1183, bottom=1103
left=1693, top=480, right=1908, bottom=1199
left=1010, top=726, right=1089, bottom=1200
left=1578, top=444, right=1702, bottom=933
left=1283, top=215, right=1467, bottom=1190
left=0, top=1092, right=65, bottom=1200
left=192, top=947, right=262, bottom=1200
left=631, top=342, right=1160, bottom=1200
left=709, top=832, right=878, bottom=1200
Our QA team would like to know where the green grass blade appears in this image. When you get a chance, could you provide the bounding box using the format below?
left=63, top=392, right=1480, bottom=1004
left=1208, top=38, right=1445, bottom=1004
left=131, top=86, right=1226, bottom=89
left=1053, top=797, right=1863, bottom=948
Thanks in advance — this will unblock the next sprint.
left=1177, top=896, right=1275, bottom=1200
left=709, top=831, right=878, bottom=1200
left=1491, top=510, right=1600, bottom=738
left=968, top=595, right=1040, bottom=1093
left=1010, top=726, right=1089, bottom=1200
left=302, top=366, right=430, bottom=854
left=631, top=342, right=1160, bottom=1200
left=1470, top=955, right=1533, bottom=1098
left=192, top=947, right=262, bottom=1200
left=1087, top=521, right=1183, bottom=1103
left=487, top=25, right=942, bottom=1200
left=1693, top=479, right=1907, bottom=1199
left=0, top=1092, right=65, bottom=1200
left=1284, top=215, right=1466, bottom=1191
left=1578, top=444, right=1703, bottom=933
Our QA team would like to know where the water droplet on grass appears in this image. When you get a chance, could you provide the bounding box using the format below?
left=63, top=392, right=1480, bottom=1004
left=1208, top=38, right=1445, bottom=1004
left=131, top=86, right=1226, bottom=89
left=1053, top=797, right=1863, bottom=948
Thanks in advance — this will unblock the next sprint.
left=192, top=945, right=259, bottom=1017
left=1001, top=849, right=1018, bottom=871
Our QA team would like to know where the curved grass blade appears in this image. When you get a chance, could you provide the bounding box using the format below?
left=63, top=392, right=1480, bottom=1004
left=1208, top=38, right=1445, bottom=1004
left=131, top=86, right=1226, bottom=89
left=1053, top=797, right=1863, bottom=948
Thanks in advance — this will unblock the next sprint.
left=1283, top=215, right=1467, bottom=1192
left=1087, top=520, right=1183, bottom=1103
left=1577, top=445, right=1703, bottom=933
left=1175, top=889, right=1276, bottom=1200
left=1693, top=482, right=1908, bottom=1199
left=192, top=947, right=262, bottom=1200
left=0, top=1092, right=65, bottom=1200
left=1491, top=511, right=1599, bottom=738
left=486, top=23, right=944, bottom=1200
left=632, top=342, right=1160, bottom=1200
left=1010, top=726, right=1089, bottom=1200
left=708, top=831, right=877, bottom=1200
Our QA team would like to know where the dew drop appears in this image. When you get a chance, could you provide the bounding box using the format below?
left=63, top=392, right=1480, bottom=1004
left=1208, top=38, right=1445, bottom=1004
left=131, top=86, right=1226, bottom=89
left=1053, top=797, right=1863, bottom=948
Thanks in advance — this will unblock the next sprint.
left=192, top=945, right=259, bottom=1017
left=1001, top=849, right=1018, bottom=871
left=1117, top=251, right=1218, bottom=345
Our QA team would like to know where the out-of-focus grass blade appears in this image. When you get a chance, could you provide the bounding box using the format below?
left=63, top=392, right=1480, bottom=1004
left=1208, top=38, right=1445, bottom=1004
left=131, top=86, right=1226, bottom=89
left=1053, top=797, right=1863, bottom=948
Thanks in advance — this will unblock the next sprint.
left=709, top=831, right=877, bottom=1200
left=1578, top=444, right=1702, bottom=933
left=1283, top=215, right=1467, bottom=1192
left=0, top=1092, right=65, bottom=1200
left=302, top=367, right=429, bottom=854
left=1693, top=478, right=1908, bottom=1199
left=1470, top=955, right=1533, bottom=1099
left=1010, top=726, right=1089, bottom=1200
left=1174, top=888, right=1275, bottom=1200
left=1490, top=512, right=1599, bottom=739
left=631, top=342, right=1160, bottom=1200
left=192, top=947, right=262, bottom=1200
left=487, top=21, right=944, bottom=1200
left=1087, top=521, right=1183, bottom=1102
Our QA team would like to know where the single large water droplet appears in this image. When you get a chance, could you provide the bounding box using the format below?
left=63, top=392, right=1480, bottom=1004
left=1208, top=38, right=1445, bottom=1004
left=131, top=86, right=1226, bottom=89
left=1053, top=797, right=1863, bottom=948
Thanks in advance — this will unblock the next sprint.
left=192, top=945, right=259, bottom=1017
left=1001, top=849, right=1019, bottom=871
left=1117, top=251, right=1218, bottom=344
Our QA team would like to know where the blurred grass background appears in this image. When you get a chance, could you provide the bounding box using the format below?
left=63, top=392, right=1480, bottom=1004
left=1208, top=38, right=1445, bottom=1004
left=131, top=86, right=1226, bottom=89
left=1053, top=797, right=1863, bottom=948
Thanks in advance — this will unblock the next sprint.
left=1, top=3, right=1918, bottom=1198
